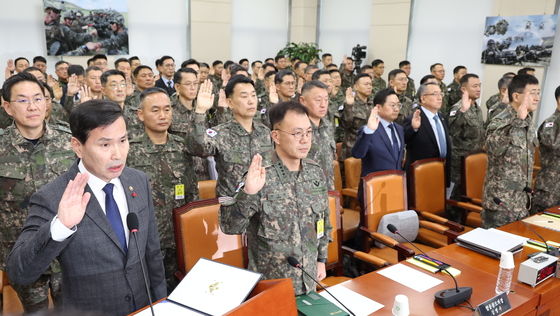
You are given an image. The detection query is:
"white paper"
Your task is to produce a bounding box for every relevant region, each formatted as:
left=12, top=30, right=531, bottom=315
left=168, top=258, right=262, bottom=316
left=134, top=300, right=202, bottom=316
left=377, top=263, right=443, bottom=292
left=319, top=282, right=384, bottom=316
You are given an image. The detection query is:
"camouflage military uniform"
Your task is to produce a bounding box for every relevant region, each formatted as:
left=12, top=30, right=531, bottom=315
left=447, top=101, right=485, bottom=222
left=342, top=97, right=373, bottom=159
left=0, top=107, right=13, bottom=129
left=220, top=153, right=331, bottom=295
left=256, top=94, right=274, bottom=129
left=308, top=118, right=336, bottom=190
left=123, top=99, right=143, bottom=140
left=0, top=123, right=75, bottom=312
left=396, top=93, right=414, bottom=125
left=445, top=81, right=462, bottom=116
left=186, top=114, right=273, bottom=198
left=340, top=69, right=354, bottom=91
left=485, top=93, right=501, bottom=116
left=486, top=101, right=508, bottom=130
left=404, top=77, right=416, bottom=100
left=209, top=74, right=223, bottom=94
left=482, top=107, right=535, bottom=228
left=209, top=106, right=234, bottom=127
left=99, top=28, right=129, bottom=55
left=372, top=77, right=387, bottom=97
left=254, top=78, right=267, bottom=97
left=49, top=100, right=69, bottom=123
left=532, top=110, right=560, bottom=213
left=439, top=81, right=449, bottom=117
left=45, top=21, right=93, bottom=55
left=169, top=95, right=211, bottom=181
left=128, top=133, right=199, bottom=290
left=329, top=89, right=345, bottom=142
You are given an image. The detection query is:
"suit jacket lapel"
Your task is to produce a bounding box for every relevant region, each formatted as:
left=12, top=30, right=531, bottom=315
left=421, top=109, right=439, bottom=150
left=396, top=125, right=405, bottom=167
left=376, top=127, right=396, bottom=160
left=119, top=168, right=147, bottom=266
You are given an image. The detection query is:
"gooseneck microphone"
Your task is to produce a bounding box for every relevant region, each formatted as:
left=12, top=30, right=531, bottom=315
left=387, top=224, right=472, bottom=308
left=287, top=257, right=356, bottom=316
left=127, top=213, right=155, bottom=316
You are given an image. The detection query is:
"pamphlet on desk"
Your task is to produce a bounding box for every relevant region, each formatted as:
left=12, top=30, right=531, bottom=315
left=456, top=228, right=527, bottom=258
left=136, top=258, right=262, bottom=315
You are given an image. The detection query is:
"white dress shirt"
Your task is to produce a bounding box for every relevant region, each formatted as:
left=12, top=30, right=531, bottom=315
left=51, top=161, right=130, bottom=245
left=420, top=106, right=445, bottom=153
left=362, top=118, right=400, bottom=148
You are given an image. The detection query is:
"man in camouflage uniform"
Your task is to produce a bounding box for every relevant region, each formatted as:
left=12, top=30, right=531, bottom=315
left=371, top=59, right=387, bottom=97
left=220, top=101, right=331, bottom=295
left=300, top=81, right=336, bottom=190
left=128, top=87, right=198, bottom=291
left=388, top=69, right=414, bottom=125
left=209, top=60, right=224, bottom=90
left=126, top=65, right=156, bottom=112
left=431, top=63, right=448, bottom=116
left=44, top=2, right=95, bottom=55
left=329, top=69, right=346, bottom=142
left=445, top=66, right=467, bottom=116
left=169, top=68, right=211, bottom=181
left=447, top=74, right=484, bottom=222
left=486, top=76, right=512, bottom=121
left=340, top=57, right=355, bottom=91
left=482, top=75, right=540, bottom=228
left=0, top=73, right=75, bottom=312
left=342, top=73, right=374, bottom=159
left=399, top=60, right=416, bottom=100
left=71, top=13, right=128, bottom=56
left=532, top=86, right=560, bottom=213
left=186, top=75, right=273, bottom=198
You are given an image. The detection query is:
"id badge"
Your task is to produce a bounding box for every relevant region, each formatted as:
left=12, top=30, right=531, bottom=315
left=316, top=219, right=325, bottom=239
left=175, top=184, right=185, bottom=200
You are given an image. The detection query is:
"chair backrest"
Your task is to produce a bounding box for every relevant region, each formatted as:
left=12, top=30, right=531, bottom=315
left=173, top=199, right=246, bottom=274
left=198, top=180, right=217, bottom=200
left=344, top=157, right=362, bottom=189
left=534, top=146, right=541, bottom=168
left=409, top=158, right=445, bottom=217
left=336, top=142, right=343, bottom=161
left=463, top=153, right=487, bottom=200
left=326, top=191, right=343, bottom=270
left=362, top=170, right=407, bottom=232
left=333, top=160, right=343, bottom=193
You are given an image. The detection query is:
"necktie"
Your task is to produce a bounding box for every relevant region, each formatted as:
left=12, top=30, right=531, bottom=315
left=167, top=80, right=173, bottom=90
left=389, top=123, right=400, bottom=160
left=433, top=115, right=447, bottom=158
left=102, top=183, right=127, bottom=253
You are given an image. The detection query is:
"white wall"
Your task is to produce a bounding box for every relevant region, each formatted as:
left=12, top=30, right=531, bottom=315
left=230, top=0, right=289, bottom=63
left=318, top=0, right=372, bottom=66
left=0, top=0, right=189, bottom=75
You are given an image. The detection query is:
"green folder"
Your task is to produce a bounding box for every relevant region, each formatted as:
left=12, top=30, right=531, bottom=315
left=296, top=292, right=350, bottom=316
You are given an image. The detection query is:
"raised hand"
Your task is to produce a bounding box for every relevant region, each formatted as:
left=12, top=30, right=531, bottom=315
left=221, top=69, right=230, bottom=86
left=517, top=92, right=530, bottom=120
left=125, top=74, right=134, bottom=96
left=459, top=89, right=471, bottom=112
left=195, top=79, right=215, bottom=113
left=297, top=77, right=304, bottom=95
left=366, top=107, right=380, bottom=131
left=217, top=88, right=228, bottom=108
left=345, top=87, right=355, bottom=105
left=78, top=86, right=96, bottom=103
left=57, top=173, right=91, bottom=229
left=269, top=82, right=279, bottom=104
left=411, top=109, right=421, bottom=129
left=47, top=75, right=63, bottom=100
left=244, top=154, right=266, bottom=195
left=257, top=67, right=265, bottom=80
left=66, top=74, right=80, bottom=96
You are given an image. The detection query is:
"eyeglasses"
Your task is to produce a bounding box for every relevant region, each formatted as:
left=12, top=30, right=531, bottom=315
left=10, top=97, right=45, bottom=106
left=275, top=128, right=313, bottom=141
left=177, top=81, right=199, bottom=88
left=424, top=92, right=444, bottom=97
left=387, top=103, right=402, bottom=109
left=108, top=83, right=126, bottom=90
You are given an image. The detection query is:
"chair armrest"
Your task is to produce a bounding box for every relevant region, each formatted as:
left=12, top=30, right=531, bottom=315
left=417, top=211, right=464, bottom=232
left=447, top=199, right=483, bottom=213
left=460, top=195, right=482, bottom=206
left=341, top=188, right=358, bottom=199
left=359, top=226, right=414, bottom=261
left=342, top=245, right=390, bottom=267
left=419, top=220, right=460, bottom=244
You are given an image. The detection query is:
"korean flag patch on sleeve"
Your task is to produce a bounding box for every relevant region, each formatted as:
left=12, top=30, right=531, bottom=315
left=545, top=122, right=554, bottom=128
left=206, top=128, right=218, bottom=137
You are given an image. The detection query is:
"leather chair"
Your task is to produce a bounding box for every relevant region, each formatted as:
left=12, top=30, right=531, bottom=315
left=342, top=158, right=361, bottom=200
left=533, top=146, right=541, bottom=188
left=460, top=153, right=487, bottom=227
left=1, top=270, right=24, bottom=314
left=198, top=180, right=217, bottom=200
left=409, top=158, right=467, bottom=248
left=333, top=161, right=359, bottom=242
left=173, top=199, right=247, bottom=279
left=359, top=170, right=460, bottom=264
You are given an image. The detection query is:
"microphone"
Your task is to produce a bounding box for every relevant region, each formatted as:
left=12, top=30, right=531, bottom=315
left=387, top=224, right=472, bottom=308
left=287, top=257, right=356, bottom=316
left=127, top=213, right=155, bottom=316
left=522, top=219, right=560, bottom=257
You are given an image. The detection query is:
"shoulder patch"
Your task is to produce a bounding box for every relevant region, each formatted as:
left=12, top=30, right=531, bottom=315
left=545, top=122, right=554, bottom=128
left=206, top=128, right=218, bottom=137
left=260, top=108, right=267, bottom=114
left=449, top=110, right=457, bottom=117
left=338, top=105, right=344, bottom=111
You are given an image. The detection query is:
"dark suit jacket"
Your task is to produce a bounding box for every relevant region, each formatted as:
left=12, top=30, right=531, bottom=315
left=403, top=107, right=452, bottom=182
left=155, top=78, right=175, bottom=96
left=7, top=161, right=166, bottom=316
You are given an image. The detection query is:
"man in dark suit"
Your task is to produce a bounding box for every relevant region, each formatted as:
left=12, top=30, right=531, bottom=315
left=154, top=55, right=176, bottom=96
left=352, top=88, right=406, bottom=208
left=8, top=100, right=166, bottom=316
left=403, top=82, right=452, bottom=183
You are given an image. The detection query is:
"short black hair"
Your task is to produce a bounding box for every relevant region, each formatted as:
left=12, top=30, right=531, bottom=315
left=239, top=58, right=249, bottom=65
left=518, top=67, right=535, bottom=75
left=173, top=67, right=198, bottom=84
left=453, top=65, right=466, bottom=75
left=301, top=80, right=328, bottom=95
left=354, top=73, right=371, bottom=83
left=251, top=60, right=262, bottom=68
left=328, top=69, right=340, bottom=76
left=373, top=88, right=397, bottom=106
left=264, top=63, right=278, bottom=72
left=160, top=55, right=174, bottom=65
left=264, top=70, right=277, bottom=79
left=502, top=72, right=516, bottom=78
left=22, top=66, right=43, bottom=74
left=100, top=69, right=125, bottom=86
left=2, top=72, right=45, bottom=101
left=181, top=58, right=200, bottom=69
left=40, top=81, right=54, bottom=99
left=264, top=58, right=274, bottom=63
left=508, top=74, right=539, bottom=101
left=274, top=70, right=295, bottom=84
left=304, top=65, right=319, bottom=74
left=360, top=65, right=373, bottom=73
left=275, top=55, right=286, bottom=63
left=70, top=100, right=124, bottom=144
left=326, top=63, right=337, bottom=69
left=200, top=62, right=209, bottom=68
left=420, top=74, right=436, bottom=85
left=459, top=73, right=479, bottom=87
left=398, top=60, right=410, bottom=68
left=68, top=64, right=85, bottom=77
left=14, top=57, right=29, bottom=66
left=87, top=57, right=94, bottom=66
left=371, top=59, right=384, bottom=67
left=128, top=56, right=140, bottom=63
left=555, top=85, right=560, bottom=101
left=269, top=101, right=309, bottom=129
left=33, top=56, right=47, bottom=64
left=132, top=65, right=152, bottom=78
left=155, top=58, right=162, bottom=67
left=114, top=58, right=130, bottom=69
left=311, top=69, right=330, bottom=81
left=430, top=63, right=443, bottom=72
left=91, top=54, right=107, bottom=62
left=55, top=60, right=68, bottom=68
left=224, top=60, right=235, bottom=71
left=85, top=66, right=102, bottom=76
left=388, top=69, right=406, bottom=81
left=212, top=60, right=223, bottom=67
left=498, top=76, right=511, bottom=90
left=321, top=53, right=332, bottom=59
left=230, top=64, right=249, bottom=77
left=224, top=75, right=254, bottom=98
left=139, top=87, right=168, bottom=108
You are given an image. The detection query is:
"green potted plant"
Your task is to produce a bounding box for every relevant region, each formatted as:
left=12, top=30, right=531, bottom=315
left=277, top=42, right=322, bottom=64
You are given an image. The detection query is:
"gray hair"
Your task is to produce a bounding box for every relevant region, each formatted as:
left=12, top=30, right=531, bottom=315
left=417, top=82, right=439, bottom=99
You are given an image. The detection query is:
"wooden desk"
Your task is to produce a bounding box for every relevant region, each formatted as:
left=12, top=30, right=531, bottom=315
left=338, top=253, right=538, bottom=315
left=433, top=220, right=560, bottom=316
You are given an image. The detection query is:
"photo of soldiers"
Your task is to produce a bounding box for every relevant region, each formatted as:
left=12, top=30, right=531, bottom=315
left=43, top=0, right=129, bottom=56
